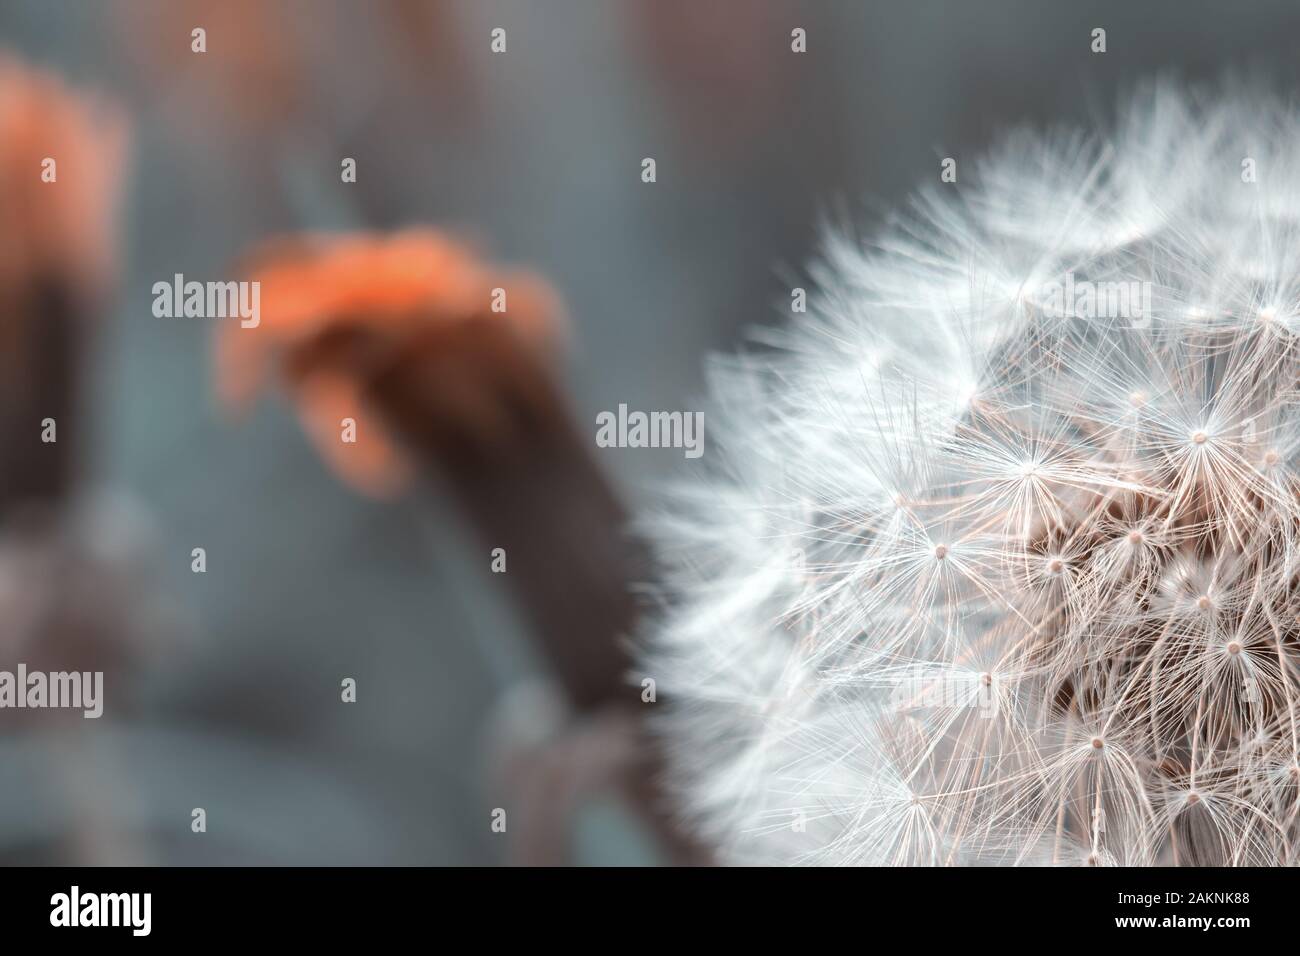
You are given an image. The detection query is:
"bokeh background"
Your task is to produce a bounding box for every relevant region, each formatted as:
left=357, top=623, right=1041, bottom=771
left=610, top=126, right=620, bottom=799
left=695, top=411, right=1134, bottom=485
left=2, top=0, right=1299, bottom=864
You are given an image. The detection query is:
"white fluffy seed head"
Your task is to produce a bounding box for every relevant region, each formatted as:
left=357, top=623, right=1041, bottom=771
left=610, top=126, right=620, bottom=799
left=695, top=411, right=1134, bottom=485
left=644, top=81, right=1300, bottom=866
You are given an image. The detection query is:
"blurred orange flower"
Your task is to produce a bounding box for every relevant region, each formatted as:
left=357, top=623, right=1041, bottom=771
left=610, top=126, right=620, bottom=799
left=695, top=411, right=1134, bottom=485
left=216, top=229, right=566, bottom=497
left=0, top=54, right=129, bottom=510
left=0, top=54, right=129, bottom=294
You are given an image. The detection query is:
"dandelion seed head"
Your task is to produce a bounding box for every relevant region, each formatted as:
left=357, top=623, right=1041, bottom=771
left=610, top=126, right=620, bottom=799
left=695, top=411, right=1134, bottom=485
left=646, top=80, right=1300, bottom=866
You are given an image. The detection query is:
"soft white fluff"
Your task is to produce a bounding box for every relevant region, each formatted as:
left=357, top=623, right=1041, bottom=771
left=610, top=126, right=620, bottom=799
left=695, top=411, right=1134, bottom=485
left=645, top=81, right=1300, bottom=866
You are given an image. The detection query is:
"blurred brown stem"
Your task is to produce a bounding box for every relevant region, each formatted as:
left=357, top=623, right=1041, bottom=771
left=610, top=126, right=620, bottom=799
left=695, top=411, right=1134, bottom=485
left=0, top=276, right=81, bottom=518
left=288, top=312, right=708, bottom=861
left=354, top=318, right=639, bottom=712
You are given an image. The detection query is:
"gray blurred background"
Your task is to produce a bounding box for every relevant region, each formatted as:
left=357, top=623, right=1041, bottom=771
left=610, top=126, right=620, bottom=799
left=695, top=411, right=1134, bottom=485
left=1, top=0, right=1299, bottom=864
